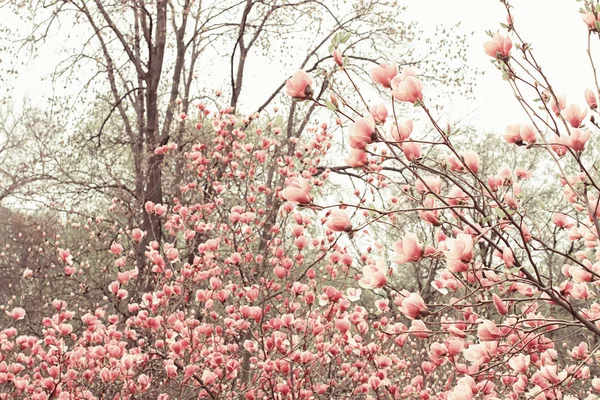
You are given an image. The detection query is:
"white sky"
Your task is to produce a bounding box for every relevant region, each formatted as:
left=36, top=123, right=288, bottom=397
left=405, top=0, right=591, bottom=131
left=0, top=0, right=593, bottom=133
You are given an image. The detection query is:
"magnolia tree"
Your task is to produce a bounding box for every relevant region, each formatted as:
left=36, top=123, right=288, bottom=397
left=5, top=1, right=600, bottom=399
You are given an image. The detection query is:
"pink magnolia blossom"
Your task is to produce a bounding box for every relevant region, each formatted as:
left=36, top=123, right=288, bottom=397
left=415, top=176, right=442, bottom=195
left=345, top=148, right=368, bottom=167
left=348, top=115, right=375, bottom=149
left=369, top=103, right=388, bottom=124
left=334, top=317, right=351, bottom=333
left=391, top=233, right=422, bottom=264
left=509, top=354, right=530, bottom=374
left=564, top=129, right=591, bottom=151
left=389, top=120, right=413, bottom=142
left=326, top=210, right=352, bottom=232
left=359, top=260, right=388, bottom=289
left=409, top=319, right=430, bottom=338
left=519, top=124, right=537, bottom=143
left=549, top=94, right=566, bottom=115
left=7, top=307, right=25, bottom=320
left=399, top=293, right=428, bottom=320
left=333, top=49, right=343, bottom=67
left=402, top=141, right=422, bottom=161
left=484, top=33, right=513, bottom=59
left=390, top=68, right=416, bottom=89
left=583, top=11, right=599, bottom=27
left=585, top=88, right=598, bottom=109
left=477, top=319, right=505, bottom=341
left=492, top=293, right=508, bottom=315
left=370, top=63, right=398, bottom=88
left=462, top=150, right=480, bottom=173
left=443, top=233, right=474, bottom=272
left=503, top=124, right=523, bottom=144
left=392, top=76, right=424, bottom=103
left=285, top=70, right=313, bottom=99
left=552, top=212, right=572, bottom=229
left=281, top=177, right=312, bottom=204
left=563, top=103, right=587, bottom=128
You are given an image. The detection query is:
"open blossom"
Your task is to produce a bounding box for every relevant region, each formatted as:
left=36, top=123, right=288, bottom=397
left=502, top=124, right=523, bottom=144
left=549, top=94, right=566, bottom=115
left=392, top=76, right=424, bottom=103
left=370, top=63, right=398, bottom=88
left=392, top=233, right=422, bottom=264
left=563, top=103, right=587, bottom=128
left=402, top=141, right=422, bottom=161
left=285, top=70, right=313, bottom=99
left=326, top=210, right=352, bottom=232
left=369, top=103, right=388, bottom=124
left=348, top=115, right=375, bottom=149
left=462, top=150, right=480, bottom=173
left=389, top=120, right=413, bottom=142
left=391, top=68, right=416, bottom=89
left=359, top=259, right=388, bottom=289
left=564, top=129, right=591, bottom=151
left=443, top=233, right=474, bottom=272
left=519, top=124, right=536, bottom=143
left=7, top=307, right=26, bottom=320
left=509, top=354, right=530, bottom=374
left=345, top=148, right=368, bottom=167
left=281, top=177, right=312, bottom=204
left=484, top=33, right=512, bottom=59
left=415, top=176, right=442, bottom=195
left=399, top=293, right=428, bottom=319
left=477, top=319, right=505, bottom=341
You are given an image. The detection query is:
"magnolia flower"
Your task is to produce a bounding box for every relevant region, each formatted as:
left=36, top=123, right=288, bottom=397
left=345, top=148, right=368, bottom=167
left=333, top=49, right=343, bottom=67
left=462, top=150, right=481, bottom=173
left=549, top=94, right=566, bottom=116
left=369, top=103, right=388, bottom=124
left=443, top=233, right=474, bottom=273
left=391, top=233, right=422, bottom=264
left=359, top=259, right=388, bottom=289
left=492, top=293, right=508, bottom=315
left=7, top=307, right=26, bottom=320
left=477, top=319, right=505, bottom=341
left=348, top=115, right=375, bottom=149
left=563, top=103, right=587, bottom=128
left=370, top=63, right=398, bottom=88
left=389, top=120, right=413, bottom=142
left=585, top=89, right=597, bottom=109
left=564, top=129, right=590, bottom=151
left=399, top=292, right=428, bottom=319
left=281, top=177, right=312, bottom=204
left=392, top=76, right=424, bottom=103
left=285, top=70, right=313, bottom=99
left=402, top=141, right=422, bottom=161
left=484, top=33, right=512, bottom=59
left=326, top=210, right=352, bottom=232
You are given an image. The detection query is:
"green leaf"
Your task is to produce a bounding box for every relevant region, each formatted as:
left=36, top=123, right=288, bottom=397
left=325, top=100, right=337, bottom=111
left=500, top=22, right=509, bottom=29
left=594, top=20, right=600, bottom=31
left=495, top=208, right=506, bottom=218
left=341, top=32, right=351, bottom=44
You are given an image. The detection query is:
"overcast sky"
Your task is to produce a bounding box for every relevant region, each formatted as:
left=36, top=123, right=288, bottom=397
left=405, top=0, right=590, bottom=131
left=0, top=0, right=593, bottom=133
